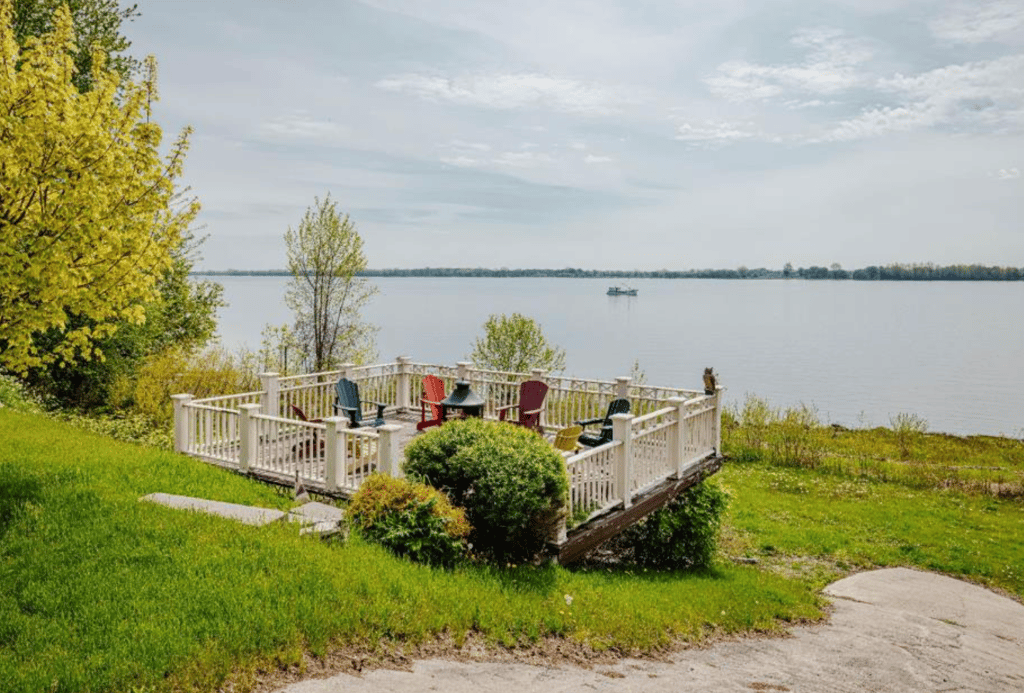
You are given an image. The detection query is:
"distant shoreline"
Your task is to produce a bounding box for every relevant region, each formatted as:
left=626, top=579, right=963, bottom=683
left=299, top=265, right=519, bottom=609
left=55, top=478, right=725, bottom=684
left=191, top=264, right=1024, bottom=281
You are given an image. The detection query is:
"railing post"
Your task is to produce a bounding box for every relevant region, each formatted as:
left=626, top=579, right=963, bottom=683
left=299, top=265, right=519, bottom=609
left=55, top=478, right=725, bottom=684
left=615, top=376, right=631, bottom=399
left=530, top=368, right=546, bottom=382
left=259, top=372, right=280, bottom=417
left=376, top=424, right=403, bottom=478
left=612, top=413, right=633, bottom=509
left=714, top=386, right=725, bottom=456
left=667, top=397, right=687, bottom=476
left=171, top=394, right=194, bottom=453
left=395, top=356, right=411, bottom=411
left=324, top=417, right=343, bottom=490
left=238, top=404, right=261, bottom=472
left=456, top=361, right=470, bottom=381
left=339, top=362, right=353, bottom=381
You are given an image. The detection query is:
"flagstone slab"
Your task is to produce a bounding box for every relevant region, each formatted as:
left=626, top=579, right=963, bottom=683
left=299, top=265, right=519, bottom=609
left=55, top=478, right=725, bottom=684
left=141, top=492, right=288, bottom=526
left=287, top=501, right=345, bottom=526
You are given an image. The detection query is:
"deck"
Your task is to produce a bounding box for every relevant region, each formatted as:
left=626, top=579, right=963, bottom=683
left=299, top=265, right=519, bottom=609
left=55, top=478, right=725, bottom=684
left=172, top=358, right=724, bottom=562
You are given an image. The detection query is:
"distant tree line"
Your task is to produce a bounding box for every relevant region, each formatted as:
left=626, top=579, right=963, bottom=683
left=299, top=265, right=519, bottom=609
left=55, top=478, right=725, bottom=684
left=194, top=263, right=1024, bottom=281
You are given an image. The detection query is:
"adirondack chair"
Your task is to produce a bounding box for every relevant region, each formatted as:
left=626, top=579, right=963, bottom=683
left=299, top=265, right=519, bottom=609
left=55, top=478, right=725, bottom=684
left=552, top=424, right=583, bottom=456
left=289, top=404, right=323, bottom=458
left=417, top=374, right=447, bottom=431
left=497, top=380, right=548, bottom=432
left=334, top=378, right=386, bottom=428
left=576, top=398, right=630, bottom=447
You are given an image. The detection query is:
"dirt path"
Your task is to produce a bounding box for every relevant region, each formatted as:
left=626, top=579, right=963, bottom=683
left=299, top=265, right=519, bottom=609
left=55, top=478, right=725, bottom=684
left=274, top=568, right=1024, bottom=692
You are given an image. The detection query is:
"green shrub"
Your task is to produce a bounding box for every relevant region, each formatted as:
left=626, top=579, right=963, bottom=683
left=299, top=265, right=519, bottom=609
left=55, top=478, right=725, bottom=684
left=0, top=374, right=42, bottom=413
left=119, top=345, right=259, bottom=426
left=347, top=474, right=471, bottom=567
left=619, top=480, right=729, bottom=570
left=769, top=404, right=824, bottom=468
left=403, top=418, right=569, bottom=562
left=890, top=412, right=928, bottom=460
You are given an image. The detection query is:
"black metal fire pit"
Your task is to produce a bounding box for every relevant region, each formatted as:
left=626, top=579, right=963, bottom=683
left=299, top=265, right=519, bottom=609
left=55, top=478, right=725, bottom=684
left=440, top=380, right=485, bottom=420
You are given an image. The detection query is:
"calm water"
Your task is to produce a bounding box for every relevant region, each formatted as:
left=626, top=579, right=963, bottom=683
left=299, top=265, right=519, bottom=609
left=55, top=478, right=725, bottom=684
left=210, top=276, right=1024, bottom=437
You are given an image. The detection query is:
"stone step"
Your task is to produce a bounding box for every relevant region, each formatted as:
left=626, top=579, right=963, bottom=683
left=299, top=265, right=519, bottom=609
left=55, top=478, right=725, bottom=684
left=141, top=493, right=344, bottom=536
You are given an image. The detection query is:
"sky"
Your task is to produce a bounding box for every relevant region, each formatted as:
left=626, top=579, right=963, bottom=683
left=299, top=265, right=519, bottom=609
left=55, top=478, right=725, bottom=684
left=126, top=0, right=1024, bottom=271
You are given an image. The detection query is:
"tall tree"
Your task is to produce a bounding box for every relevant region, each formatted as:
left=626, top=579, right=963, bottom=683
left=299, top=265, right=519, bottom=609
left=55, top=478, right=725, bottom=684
left=284, top=195, right=377, bottom=371
left=469, top=313, right=566, bottom=374
left=0, top=3, right=198, bottom=374
left=11, top=0, right=139, bottom=92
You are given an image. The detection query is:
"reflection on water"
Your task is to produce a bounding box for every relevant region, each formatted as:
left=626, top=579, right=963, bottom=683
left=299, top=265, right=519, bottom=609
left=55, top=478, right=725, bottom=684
left=209, top=276, right=1024, bottom=436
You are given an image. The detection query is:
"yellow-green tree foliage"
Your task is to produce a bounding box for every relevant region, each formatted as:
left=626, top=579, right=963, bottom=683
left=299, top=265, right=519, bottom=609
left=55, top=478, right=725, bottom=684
left=0, top=2, right=197, bottom=373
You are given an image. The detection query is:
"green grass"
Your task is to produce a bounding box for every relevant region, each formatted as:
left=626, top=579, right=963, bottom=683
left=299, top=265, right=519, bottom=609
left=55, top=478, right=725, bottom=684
left=5, top=400, right=1023, bottom=692
left=0, top=409, right=819, bottom=692
left=720, top=459, right=1024, bottom=600
left=724, top=396, right=1024, bottom=495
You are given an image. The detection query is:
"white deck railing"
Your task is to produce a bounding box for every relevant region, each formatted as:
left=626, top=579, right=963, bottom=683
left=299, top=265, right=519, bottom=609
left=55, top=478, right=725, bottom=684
left=172, top=358, right=722, bottom=506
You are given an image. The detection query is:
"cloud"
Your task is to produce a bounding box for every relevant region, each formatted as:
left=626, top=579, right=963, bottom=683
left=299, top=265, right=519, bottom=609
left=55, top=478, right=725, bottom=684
left=673, top=119, right=764, bottom=146
left=704, top=27, right=873, bottom=102
left=584, top=154, right=613, bottom=164
left=375, top=72, right=630, bottom=115
left=929, top=1, right=1024, bottom=44
left=448, top=139, right=492, bottom=152
left=259, top=111, right=348, bottom=140
left=492, top=151, right=555, bottom=167
left=995, top=167, right=1021, bottom=178
left=440, top=155, right=481, bottom=167
left=822, top=54, right=1024, bottom=141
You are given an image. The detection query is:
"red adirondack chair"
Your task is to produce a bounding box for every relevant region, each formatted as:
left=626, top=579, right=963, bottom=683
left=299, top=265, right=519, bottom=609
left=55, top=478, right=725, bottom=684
left=289, top=404, right=323, bottom=458
left=497, top=380, right=548, bottom=432
left=417, top=374, right=447, bottom=431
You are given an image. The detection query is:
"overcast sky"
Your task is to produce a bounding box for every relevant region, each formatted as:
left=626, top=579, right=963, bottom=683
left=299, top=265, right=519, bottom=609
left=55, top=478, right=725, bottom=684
left=127, top=0, right=1024, bottom=271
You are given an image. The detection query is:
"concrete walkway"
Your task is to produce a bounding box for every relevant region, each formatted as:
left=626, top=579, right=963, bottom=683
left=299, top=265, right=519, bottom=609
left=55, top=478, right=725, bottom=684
left=276, top=568, right=1024, bottom=692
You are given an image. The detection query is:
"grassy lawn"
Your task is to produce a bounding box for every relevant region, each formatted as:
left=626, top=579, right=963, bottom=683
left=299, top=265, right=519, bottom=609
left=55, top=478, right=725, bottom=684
left=0, top=409, right=818, bottom=693
left=721, top=461, right=1024, bottom=598
left=3, top=405, right=1022, bottom=692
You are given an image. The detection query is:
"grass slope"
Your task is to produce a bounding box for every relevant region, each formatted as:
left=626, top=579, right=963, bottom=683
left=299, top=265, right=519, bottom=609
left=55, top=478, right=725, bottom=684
left=722, top=460, right=1024, bottom=599
left=0, top=410, right=817, bottom=693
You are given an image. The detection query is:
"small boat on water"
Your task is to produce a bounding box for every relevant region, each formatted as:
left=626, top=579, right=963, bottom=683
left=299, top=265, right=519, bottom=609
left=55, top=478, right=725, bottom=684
left=606, top=286, right=638, bottom=296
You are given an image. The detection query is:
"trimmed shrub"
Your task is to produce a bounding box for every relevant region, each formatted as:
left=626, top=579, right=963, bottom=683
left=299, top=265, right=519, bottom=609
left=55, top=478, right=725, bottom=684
left=403, top=418, right=569, bottom=562
left=619, top=480, right=729, bottom=570
left=347, top=474, right=470, bottom=567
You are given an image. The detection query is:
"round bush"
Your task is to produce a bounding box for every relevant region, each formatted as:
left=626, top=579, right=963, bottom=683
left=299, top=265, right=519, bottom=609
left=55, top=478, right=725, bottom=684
left=347, top=473, right=470, bottom=567
left=403, top=418, right=569, bottom=562
left=620, top=480, right=729, bottom=570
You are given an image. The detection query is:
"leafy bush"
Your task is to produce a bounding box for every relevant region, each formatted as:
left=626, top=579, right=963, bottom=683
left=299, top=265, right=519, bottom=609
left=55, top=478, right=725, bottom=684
left=403, top=418, right=569, bottom=562
left=890, top=412, right=928, bottom=460
left=619, top=480, right=729, bottom=570
left=52, top=411, right=174, bottom=449
left=347, top=474, right=470, bottom=567
left=0, top=374, right=43, bottom=413
left=769, top=404, right=824, bottom=468
left=119, top=344, right=260, bottom=426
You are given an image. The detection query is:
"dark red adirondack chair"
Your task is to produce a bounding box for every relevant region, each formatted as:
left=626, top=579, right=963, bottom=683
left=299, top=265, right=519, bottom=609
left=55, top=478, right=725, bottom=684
left=289, top=404, right=323, bottom=458
left=417, top=374, right=447, bottom=431
left=497, top=380, right=549, bottom=432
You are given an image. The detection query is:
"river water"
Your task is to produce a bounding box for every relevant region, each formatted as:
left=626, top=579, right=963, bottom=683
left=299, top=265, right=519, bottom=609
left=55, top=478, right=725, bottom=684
left=208, top=276, right=1023, bottom=437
